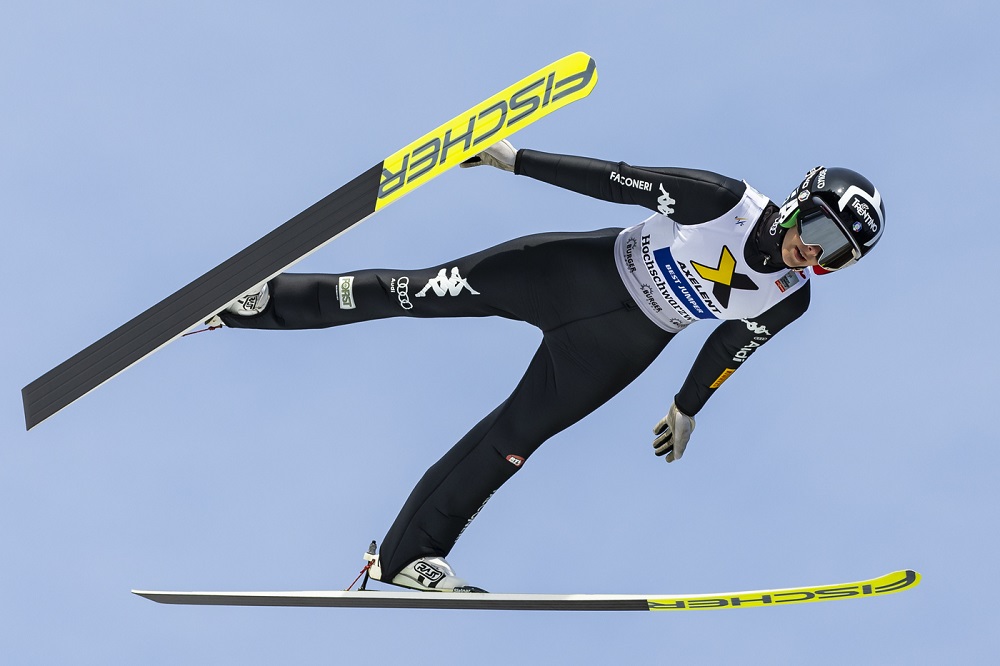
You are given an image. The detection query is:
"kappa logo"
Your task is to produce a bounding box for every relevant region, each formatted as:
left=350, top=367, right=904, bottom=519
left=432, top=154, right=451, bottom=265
left=690, top=246, right=759, bottom=308
left=740, top=318, right=771, bottom=337
left=416, top=267, right=480, bottom=297
left=657, top=184, right=676, bottom=216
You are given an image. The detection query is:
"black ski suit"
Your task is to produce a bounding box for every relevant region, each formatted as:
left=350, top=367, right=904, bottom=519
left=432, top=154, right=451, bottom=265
left=221, top=149, right=810, bottom=580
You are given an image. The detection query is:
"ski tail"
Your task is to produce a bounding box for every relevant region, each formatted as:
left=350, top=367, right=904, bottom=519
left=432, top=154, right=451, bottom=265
left=22, top=52, right=597, bottom=430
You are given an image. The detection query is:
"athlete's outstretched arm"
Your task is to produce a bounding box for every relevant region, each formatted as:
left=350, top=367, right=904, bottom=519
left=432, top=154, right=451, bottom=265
left=514, top=148, right=747, bottom=225
left=673, top=282, right=811, bottom=418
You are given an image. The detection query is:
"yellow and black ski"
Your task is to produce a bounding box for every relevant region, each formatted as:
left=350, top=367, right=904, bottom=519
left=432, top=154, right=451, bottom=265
left=133, top=569, right=920, bottom=611
left=22, top=52, right=598, bottom=430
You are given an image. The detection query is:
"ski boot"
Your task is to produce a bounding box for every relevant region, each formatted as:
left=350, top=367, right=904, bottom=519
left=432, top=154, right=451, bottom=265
left=367, top=550, right=487, bottom=593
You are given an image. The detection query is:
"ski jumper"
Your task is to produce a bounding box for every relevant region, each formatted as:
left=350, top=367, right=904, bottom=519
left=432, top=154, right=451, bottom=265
left=220, top=149, right=811, bottom=579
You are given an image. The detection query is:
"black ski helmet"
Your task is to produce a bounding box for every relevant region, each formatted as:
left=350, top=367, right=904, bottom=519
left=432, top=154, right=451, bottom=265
left=777, top=166, right=886, bottom=272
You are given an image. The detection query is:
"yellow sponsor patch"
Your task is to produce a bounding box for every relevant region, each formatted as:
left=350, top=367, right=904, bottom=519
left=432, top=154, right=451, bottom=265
left=375, top=52, right=598, bottom=210
left=709, top=368, right=736, bottom=389
left=692, top=246, right=738, bottom=287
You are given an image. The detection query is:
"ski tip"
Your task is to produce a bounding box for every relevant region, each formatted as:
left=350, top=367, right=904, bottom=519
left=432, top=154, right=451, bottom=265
left=645, top=568, right=921, bottom=612
left=893, top=568, right=922, bottom=589
left=565, top=51, right=596, bottom=66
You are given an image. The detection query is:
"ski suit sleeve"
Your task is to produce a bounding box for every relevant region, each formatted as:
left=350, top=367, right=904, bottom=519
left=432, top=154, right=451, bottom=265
left=514, top=149, right=747, bottom=225
left=673, top=282, right=811, bottom=416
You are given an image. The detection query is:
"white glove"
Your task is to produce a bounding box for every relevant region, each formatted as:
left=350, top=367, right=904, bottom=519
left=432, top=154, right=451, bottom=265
left=460, top=139, right=516, bottom=172
left=652, top=403, right=696, bottom=463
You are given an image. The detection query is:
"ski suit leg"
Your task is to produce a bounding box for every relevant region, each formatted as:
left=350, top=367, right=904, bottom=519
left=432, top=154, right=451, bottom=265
left=218, top=236, right=537, bottom=331
left=377, top=308, right=671, bottom=578
left=374, top=232, right=675, bottom=579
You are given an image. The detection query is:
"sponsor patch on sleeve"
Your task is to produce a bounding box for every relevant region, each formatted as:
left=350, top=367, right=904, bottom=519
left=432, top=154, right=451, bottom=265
left=338, top=276, right=356, bottom=309
left=709, top=368, right=736, bottom=389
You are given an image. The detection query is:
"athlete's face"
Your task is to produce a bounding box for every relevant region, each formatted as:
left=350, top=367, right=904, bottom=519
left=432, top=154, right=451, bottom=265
left=781, top=226, right=822, bottom=268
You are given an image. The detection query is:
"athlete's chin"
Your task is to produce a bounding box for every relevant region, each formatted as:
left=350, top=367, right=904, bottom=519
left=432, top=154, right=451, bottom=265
left=781, top=252, right=806, bottom=269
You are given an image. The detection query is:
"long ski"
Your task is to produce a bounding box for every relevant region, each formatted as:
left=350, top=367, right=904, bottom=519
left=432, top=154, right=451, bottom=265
left=22, top=52, right=598, bottom=430
left=133, top=569, right=919, bottom=611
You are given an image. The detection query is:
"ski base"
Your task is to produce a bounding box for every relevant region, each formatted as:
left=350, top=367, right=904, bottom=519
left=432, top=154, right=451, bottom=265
left=133, top=569, right=919, bottom=611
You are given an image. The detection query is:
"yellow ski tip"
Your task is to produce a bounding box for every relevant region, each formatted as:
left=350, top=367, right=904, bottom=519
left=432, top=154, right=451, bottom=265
left=375, top=52, right=598, bottom=210
left=647, top=569, right=921, bottom=611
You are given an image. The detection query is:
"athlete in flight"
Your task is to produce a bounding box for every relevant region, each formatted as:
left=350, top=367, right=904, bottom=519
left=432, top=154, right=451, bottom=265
left=218, top=140, right=885, bottom=592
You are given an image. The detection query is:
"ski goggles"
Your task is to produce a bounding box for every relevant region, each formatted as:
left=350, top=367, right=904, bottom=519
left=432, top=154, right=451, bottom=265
left=798, top=197, right=863, bottom=271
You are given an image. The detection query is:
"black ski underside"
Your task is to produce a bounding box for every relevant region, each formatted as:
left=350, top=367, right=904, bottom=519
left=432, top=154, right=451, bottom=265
left=22, top=164, right=382, bottom=429
left=133, top=590, right=652, bottom=611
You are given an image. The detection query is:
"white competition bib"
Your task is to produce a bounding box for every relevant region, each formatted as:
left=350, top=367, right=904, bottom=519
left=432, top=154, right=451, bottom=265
left=614, top=184, right=808, bottom=332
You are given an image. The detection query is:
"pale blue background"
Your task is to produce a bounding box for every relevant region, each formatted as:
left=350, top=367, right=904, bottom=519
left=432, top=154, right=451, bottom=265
left=3, top=1, right=997, bottom=663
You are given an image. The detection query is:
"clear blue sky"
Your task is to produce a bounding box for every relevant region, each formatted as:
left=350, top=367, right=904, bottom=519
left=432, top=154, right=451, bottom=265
left=3, top=1, right=997, bottom=663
